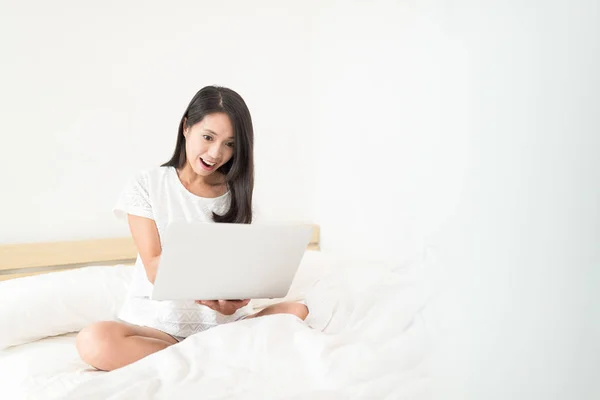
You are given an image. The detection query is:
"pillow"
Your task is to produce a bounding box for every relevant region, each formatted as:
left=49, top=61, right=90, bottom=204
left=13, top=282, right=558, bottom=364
left=0, top=265, right=133, bottom=350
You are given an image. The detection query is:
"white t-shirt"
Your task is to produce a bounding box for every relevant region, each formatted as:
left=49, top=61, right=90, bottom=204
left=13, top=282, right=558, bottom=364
left=113, top=166, right=252, bottom=337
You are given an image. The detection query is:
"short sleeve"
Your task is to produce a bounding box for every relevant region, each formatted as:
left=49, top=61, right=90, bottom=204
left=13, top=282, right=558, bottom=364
left=113, top=170, right=154, bottom=221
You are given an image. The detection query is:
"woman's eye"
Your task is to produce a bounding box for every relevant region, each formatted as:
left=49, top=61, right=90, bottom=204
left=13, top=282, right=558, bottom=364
left=226, top=142, right=234, bottom=148
left=203, top=135, right=212, bottom=141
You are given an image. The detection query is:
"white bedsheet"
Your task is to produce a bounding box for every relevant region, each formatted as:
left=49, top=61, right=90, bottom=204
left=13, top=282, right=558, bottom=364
left=0, top=333, right=100, bottom=399
left=0, top=263, right=434, bottom=400
left=60, top=265, right=433, bottom=399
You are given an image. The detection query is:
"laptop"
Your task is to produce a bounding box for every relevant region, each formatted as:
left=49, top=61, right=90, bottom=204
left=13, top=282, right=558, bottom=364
left=151, top=222, right=313, bottom=301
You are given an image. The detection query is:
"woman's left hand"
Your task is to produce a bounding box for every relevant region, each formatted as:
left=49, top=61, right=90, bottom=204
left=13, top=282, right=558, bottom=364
left=195, top=299, right=250, bottom=315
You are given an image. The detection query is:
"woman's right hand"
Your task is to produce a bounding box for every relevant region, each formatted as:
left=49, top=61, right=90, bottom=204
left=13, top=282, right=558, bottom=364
left=195, top=299, right=250, bottom=315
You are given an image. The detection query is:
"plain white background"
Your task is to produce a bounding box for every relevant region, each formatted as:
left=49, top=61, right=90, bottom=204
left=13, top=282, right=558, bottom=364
left=1, top=1, right=598, bottom=398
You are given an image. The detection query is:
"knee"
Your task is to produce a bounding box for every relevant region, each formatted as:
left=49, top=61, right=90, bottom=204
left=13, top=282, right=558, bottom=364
left=76, top=321, right=124, bottom=371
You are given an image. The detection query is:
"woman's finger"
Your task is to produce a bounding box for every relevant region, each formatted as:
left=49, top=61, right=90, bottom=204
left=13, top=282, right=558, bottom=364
left=197, top=299, right=249, bottom=313
left=197, top=300, right=218, bottom=309
left=223, top=299, right=250, bottom=304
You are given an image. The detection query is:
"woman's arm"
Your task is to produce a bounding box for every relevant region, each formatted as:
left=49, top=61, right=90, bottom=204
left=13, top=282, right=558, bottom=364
left=127, top=214, right=162, bottom=284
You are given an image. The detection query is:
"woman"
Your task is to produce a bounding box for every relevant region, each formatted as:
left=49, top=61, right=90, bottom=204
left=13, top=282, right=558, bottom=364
left=76, top=86, right=309, bottom=371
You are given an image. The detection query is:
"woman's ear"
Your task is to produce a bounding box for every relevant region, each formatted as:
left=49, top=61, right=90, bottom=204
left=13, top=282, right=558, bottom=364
left=183, top=117, right=189, bottom=138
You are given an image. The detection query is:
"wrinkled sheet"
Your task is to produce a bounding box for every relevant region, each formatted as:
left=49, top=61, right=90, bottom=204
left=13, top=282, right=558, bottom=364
left=52, top=265, right=434, bottom=399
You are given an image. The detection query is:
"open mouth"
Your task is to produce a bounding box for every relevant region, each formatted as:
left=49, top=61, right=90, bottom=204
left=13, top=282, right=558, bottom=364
left=200, top=157, right=217, bottom=170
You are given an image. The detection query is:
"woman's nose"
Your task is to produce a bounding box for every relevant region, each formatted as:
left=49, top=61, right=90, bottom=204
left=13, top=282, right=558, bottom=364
left=208, top=144, right=221, bottom=160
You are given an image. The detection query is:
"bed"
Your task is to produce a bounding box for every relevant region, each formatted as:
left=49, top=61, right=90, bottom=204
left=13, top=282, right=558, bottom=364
left=0, top=225, right=434, bottom=400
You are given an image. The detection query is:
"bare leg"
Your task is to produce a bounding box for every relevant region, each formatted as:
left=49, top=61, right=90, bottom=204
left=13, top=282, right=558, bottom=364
left=76, top=321, right=178, bottom=372
left=245, top=301, right=309, bottom=320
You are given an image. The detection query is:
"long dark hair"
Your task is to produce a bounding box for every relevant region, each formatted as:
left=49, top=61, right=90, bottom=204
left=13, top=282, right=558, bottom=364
left=162, top=86, right=254, bottom=224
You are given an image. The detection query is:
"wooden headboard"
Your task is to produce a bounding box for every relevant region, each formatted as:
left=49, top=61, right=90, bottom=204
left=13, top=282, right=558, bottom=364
left=0, top=224, right=320, bottom=281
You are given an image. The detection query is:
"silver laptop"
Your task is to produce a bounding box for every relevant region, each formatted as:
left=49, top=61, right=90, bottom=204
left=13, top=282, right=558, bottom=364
left=151, top=222, right=313, bottom=301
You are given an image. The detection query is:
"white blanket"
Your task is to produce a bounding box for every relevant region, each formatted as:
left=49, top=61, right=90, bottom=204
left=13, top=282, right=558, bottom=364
left=55, top=265, right=433, bottom=399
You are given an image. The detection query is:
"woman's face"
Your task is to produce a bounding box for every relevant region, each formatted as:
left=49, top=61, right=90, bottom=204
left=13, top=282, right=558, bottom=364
left=183, top=112, right=235, bottom=177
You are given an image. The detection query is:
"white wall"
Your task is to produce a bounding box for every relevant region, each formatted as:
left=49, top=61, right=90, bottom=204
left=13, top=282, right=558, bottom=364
left=312, top=0, right=472, bottom=261
left=312, top=1, right=599, bottom=399
left=0, top=0, right=315, bottom=244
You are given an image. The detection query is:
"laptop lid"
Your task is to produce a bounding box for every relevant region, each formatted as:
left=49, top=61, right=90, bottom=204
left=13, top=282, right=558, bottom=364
left=151, top=222, right=313, bottom=301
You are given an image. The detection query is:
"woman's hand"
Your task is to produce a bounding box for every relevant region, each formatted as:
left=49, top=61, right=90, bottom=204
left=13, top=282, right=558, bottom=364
left=195, top=299, right=250, bottom=315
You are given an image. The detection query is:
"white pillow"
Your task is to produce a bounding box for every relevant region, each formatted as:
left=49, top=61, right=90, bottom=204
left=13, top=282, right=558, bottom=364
left=0, top=265, right=133, bottom=350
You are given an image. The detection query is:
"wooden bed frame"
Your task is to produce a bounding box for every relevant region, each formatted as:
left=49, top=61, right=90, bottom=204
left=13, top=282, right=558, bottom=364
left=0, top=225, right=320, bottom=282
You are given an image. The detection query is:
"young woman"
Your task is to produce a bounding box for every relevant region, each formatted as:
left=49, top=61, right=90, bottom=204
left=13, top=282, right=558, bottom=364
left=76, top=86, right=309, bottom=371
